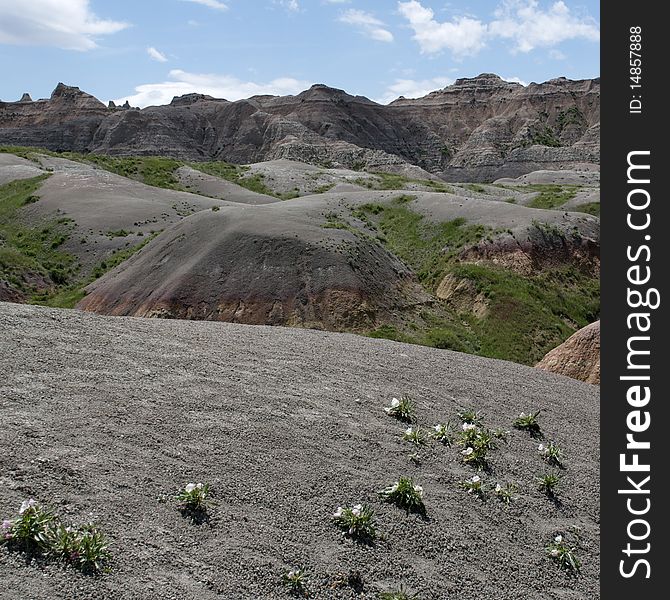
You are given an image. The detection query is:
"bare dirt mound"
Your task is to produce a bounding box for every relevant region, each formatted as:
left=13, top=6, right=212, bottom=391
left=76, top=205, right=428, bottom=330
left=536, top=320, right=600, bottom=384
left=0, top=153, right=45, bottom=185
left=0, top=303, right=599, bottom=599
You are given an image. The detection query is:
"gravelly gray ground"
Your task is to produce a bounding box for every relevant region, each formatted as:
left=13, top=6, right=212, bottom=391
left=0, top=303, right=599, bottom=599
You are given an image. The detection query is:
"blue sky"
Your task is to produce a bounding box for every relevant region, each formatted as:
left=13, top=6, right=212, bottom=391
left=0, top=0, right=599, bottom=107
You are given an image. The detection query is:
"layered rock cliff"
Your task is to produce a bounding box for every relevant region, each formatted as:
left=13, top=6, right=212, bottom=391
left=0, top=74, right=599, bottom=181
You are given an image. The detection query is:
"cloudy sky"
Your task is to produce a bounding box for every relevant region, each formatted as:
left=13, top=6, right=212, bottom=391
left=0, top=0, right=599, bottom=107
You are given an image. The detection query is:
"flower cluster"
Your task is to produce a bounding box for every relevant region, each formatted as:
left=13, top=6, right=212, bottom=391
left=461, top=475, right=486, bottom=499
left=538, top=442, right=563, bottom=467
left=431, top=422, right=453, bottom=445
left=402, top=426, right=427, bottom=447
left=493, top=482, right=518, bottom=505
left=457, top=421, right=496, bottom=470
left=1, top=499, right=109, bottom=573
left=546, top=534, right=581, bottom=573
left=384, top=396, right=414, bottom=422
left=380, top=477, right=425, bottom=514
left=281, top=566, right=309, bottom=595
left=513, top=410, right=543, bottom=437
left=176, top=482, right=210, bottom=511
left=332, top=504, right=376, bottom=541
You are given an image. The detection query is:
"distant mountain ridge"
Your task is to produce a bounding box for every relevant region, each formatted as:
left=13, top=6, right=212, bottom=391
left=0, top=73, right=599, bottom=181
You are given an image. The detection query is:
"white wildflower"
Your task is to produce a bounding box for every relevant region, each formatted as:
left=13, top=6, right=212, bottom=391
left=333, top=507, right=344, bottom=518
left=538, top=444, right=545, bottom=452
left=19, top=499, right=36, bottom=514
left=471, top=475, right=480, bottom=483
left=405, top=427, right=413, bottom=435
left=413, top=485, right=423, bottom=496
left=462, top=447, right=474, bottom=456
left=352, top=504, right=363, bottom=517
left=554, top=534, right=563, bottom=543
left=185, top=483, right=197, bottom=493
left=462, top=422, right=476, bottom=431
left=495, top=483, right=502, bottom=493
left=550, top=548, right=560, bottom=557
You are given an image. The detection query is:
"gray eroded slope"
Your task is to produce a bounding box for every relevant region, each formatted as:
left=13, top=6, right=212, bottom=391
left=0, top=303, right=599, bottom=599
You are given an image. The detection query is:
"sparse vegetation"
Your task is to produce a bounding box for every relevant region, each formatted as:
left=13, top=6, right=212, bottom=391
left=380, top=477, right=425, bottom=514
left=547, top=534, right=581, bottom=573
left=402, top=426, right=428, bottom=446
left=332, top=504, right=376, bottom=541
left=513, top=410, right=543, bottom=437
left=574, top=202, right=600, bottom=216
left=461, top=475, right=487, bottom=500
left=494, top=482, right=518, bottom=505
left=176, top=482, right=210, bottom=512
left=281, top=567, right=309, bottom=596
left=431, top=422, right=453, bottom=445
left=1, top=499, right=110, bottom=573
left=538, top=441, right=564, bottom=467
left=538, top=472, right=562, bottom=497
left=384, top=396, right=414, bottom=422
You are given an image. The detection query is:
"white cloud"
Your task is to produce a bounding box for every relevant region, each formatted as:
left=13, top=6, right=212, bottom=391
left=397, top=1, right=487, bottom=57
left=397, top=0, right=599, bottom=58
left=489, top=0, right=599, bottom=52
left=147, top=47, right=168, bottom=62
left=273, top=0, right=300, bottom=12
left=549, top=48, right=566, bottom=60
left=376, top=76, right=453, bottom=105
left=0, top=0, right=128, bottom=51
left=501, top=75, right=528, bottom=86
left=179, top=0, right=228, bottom=11
left=339, top=9, right=394, bottom=43
left=114, top=69, right=311, bottom=108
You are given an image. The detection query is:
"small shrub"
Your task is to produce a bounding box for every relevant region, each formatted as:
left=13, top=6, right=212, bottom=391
left=547, top=534, right=581, bottom=573
left=1, top=499, right=54, bottom=551
left=461, top=475, right=487, bottom=500
left=538, top=442, right=564, bottom=467
left=380, top=477, right=425, bottom=514
left=458, top=409, right=483, bottom=426
left=332, top=504, right=376, bottom=541
left=2, top=499, right=110, bottom=573
left=384, top=396, right=414, bottom=422
left=176, top=482, right=210, bottom=511
left=282, top=567, right=309, bottom=596
left=457, top=423, right=496, bottom=470
left=494, top=482, right=518, bottom=505
left=402, top=426, right=427, bottom=446
left=431, top=422, right=453, bottom=445
left=211, top=205, right=220, bottom=212
left=538, top=472, right=562, bottom=497
left=513, top=410, right=542, bottom=437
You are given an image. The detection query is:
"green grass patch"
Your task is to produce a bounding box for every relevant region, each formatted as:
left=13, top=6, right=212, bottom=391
left=354, top=196, right=488, bottom=290
left=574, top=202, right=600, bottom=216
left=523, top=185, right=581, bottom=210
left=354, top=172, right=452, bottom=193
left=446, top=263, right=599, bottom=364
left=81, top=155, right=185, bottom=190
left=191, top=161, right=278, bottom=196
left=0, top=175, right=79, bottom=297
left=33, top=233, right=160, bottom=308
